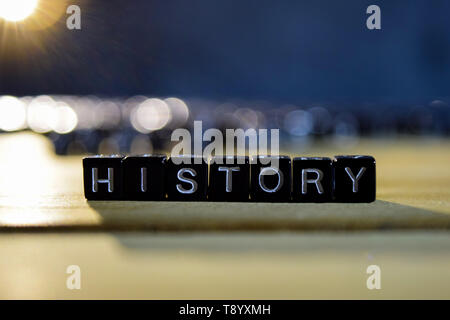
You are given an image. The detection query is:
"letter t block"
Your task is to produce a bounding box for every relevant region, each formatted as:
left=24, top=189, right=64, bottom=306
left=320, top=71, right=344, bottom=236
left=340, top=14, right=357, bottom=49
left=83, top=155, right=124, bottom=200
left=209, top=156, right=250, bottom=201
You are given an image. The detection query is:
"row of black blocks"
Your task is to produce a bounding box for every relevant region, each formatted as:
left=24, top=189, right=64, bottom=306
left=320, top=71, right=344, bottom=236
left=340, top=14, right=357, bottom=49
left=83, top=155, right=376, bottom=202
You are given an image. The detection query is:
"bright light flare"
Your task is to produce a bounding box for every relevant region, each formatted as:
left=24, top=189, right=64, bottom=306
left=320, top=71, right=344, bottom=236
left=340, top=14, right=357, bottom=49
left=0, top=0, right=38, bottom=22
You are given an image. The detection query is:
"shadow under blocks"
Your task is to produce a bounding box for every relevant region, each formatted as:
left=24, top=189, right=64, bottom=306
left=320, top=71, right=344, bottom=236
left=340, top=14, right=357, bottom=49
left=83, top=155, right=376, bottom=202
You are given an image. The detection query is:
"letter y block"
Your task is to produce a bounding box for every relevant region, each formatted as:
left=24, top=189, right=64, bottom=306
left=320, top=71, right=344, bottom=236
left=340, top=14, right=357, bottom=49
left=333, top=155, right=376, bottom=202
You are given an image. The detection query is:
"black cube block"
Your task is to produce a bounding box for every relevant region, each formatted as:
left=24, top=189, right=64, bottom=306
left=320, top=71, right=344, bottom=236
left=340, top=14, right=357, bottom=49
left=209, top=156, right=250, bottom=201
left=333, top=155, right=376, bottom=203
left=166, top=155, right=208, bottom=201
left=250, top=155, right=291, bottom=202
left=123, top=155, right=167, bottom=200
left=83, top=155, right=124, bottom=200
left=292, top=157, right=333, bottom=202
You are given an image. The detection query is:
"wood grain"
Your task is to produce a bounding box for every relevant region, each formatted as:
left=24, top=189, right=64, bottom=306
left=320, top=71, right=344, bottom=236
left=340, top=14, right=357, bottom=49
left=0, top=133, right=450, bottom=299
left=0, top=133, right=449, bottom=230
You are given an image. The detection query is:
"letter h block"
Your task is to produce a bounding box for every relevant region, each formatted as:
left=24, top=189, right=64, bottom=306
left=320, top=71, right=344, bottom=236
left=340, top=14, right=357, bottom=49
left=292, top=157, right=333, bottom=202
left=83, top=155, right=124, bottom=200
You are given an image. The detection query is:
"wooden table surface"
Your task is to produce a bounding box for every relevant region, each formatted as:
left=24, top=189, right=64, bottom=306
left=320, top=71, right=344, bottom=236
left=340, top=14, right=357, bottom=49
left=0, top=133, right=449, bottom=299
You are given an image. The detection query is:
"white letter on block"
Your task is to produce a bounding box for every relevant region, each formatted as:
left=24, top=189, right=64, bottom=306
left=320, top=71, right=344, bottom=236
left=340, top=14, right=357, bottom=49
left=92, top=168, right=114, bottom=192
left=176, top=168, right=198, bottom=194
left=259, top=167, right=283, bottom=193
left=301, top=168, right=324, bottom=194
left=218, top=167, right=240, bottom=192
left=345, top=167, right=366, bottom=192
left=140, top=167, right=147, bottom=192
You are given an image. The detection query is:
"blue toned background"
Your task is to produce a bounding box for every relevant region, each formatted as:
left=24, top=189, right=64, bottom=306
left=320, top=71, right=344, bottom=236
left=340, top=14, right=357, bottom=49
left=1, top=0, right=449, bottom=103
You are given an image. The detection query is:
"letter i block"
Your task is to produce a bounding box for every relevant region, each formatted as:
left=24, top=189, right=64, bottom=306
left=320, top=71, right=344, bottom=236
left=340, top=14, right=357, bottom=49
left=83, top=155, right=124, bottom=200
left=333, top=155, right=376, bottom=202
left=209, top=156, right=250, bottom=201
left=166, top=156, right=208, bottom=201
left=122, top=155, right=167, bottom=200
left=292, top=157, right=333, bottom=202
left=250, top=155, right=291, bottom=202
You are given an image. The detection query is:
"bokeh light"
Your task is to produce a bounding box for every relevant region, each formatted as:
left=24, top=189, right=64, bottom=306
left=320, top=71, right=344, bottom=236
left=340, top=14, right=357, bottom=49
left=27, top=95, right=55, bottom=133
left=164, top=97, right=189, bottom=128
left=49, top=102, right=78, bottom=134
left=130, top=98, right=171, bottom=133
left=284, top=109, right=313, bottom=137
left=0, top=96, right=27, bottom=131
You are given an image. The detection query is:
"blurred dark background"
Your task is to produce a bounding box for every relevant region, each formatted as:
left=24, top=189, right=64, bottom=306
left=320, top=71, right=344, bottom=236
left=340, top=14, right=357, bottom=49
left=0, top=0, right=449, bottom=155
left=1, top=0, right=450, bottom=103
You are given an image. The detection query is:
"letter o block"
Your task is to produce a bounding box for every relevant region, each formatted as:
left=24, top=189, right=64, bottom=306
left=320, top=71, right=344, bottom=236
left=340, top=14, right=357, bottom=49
left=293, top=157, right=333, bottom=202
left=250, top=155, right=291, bottom=202
left=166, top=156, right=208, bottom=201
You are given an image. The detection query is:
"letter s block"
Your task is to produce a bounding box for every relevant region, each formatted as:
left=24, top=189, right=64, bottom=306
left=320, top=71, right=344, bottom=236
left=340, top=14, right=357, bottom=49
left=83, top=155, right=124, bottom=200
left=293, top=157, right=333, bottom=202
left=333, top=155, right=376, bottom=203
left=166, top=155, right=208, bottom=201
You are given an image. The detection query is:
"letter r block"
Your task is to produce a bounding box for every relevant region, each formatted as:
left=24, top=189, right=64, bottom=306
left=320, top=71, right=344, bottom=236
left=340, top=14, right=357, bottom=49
left=166, top=155, right=208, bottom=201
left=83, top=155, right=124, bottom=200
left=292, top=157, right=333, bottom=202
left=333, top=155, right=376, bottom=202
